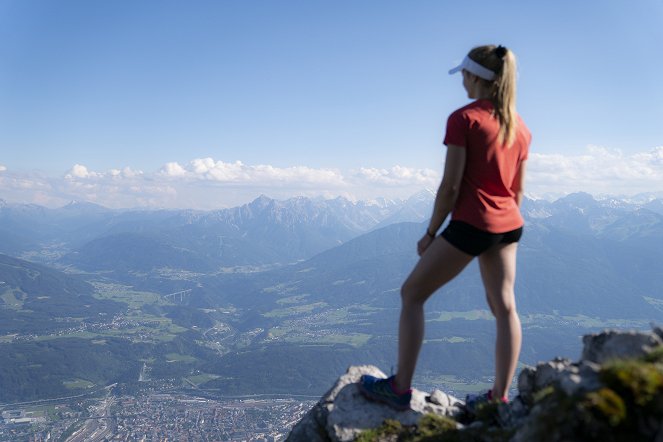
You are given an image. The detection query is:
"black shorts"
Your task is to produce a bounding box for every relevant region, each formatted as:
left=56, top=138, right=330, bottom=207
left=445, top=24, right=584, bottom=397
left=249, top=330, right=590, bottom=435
left=440, top=220, right=523, bottom=256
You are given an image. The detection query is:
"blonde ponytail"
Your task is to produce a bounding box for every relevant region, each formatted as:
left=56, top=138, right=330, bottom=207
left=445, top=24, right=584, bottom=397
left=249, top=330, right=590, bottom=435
left=467, top=45, right=518, bottom=146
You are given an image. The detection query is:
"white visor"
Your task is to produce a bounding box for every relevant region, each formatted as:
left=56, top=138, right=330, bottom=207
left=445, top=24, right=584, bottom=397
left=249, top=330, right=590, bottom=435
left=448, top=56, right=496, bottom=81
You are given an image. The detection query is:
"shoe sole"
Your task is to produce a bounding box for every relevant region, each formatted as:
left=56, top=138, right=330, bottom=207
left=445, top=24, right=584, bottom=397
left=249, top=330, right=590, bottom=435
left=358, top=381, right=411, bottom=411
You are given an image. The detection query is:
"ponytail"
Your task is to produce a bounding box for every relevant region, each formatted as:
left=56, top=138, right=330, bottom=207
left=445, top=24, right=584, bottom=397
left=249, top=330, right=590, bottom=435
left=467, top=45, right=518, bottom=146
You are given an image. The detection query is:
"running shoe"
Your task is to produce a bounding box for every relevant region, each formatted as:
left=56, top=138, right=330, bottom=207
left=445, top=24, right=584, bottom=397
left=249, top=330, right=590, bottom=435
left=465, top=390, right=507, bottom=414
left=358, top=374, right=412, bottom=411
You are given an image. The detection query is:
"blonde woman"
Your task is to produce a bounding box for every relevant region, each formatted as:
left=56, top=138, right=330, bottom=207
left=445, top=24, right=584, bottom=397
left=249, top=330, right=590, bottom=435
left=360, top=45, right=531, bottom=411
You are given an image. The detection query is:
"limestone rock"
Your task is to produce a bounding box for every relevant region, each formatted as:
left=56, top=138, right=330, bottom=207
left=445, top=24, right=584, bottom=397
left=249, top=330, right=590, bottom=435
left=652, top=325, right=663, bottom=342
left=534, top=357, right=571, bottom=390
left=289, top=328, right=663, bottom=441
left=428, top=389, right=457, bottom=408
left=287, top=365, right=385, bottom=442
left=287, top=365, right=462, bottom=442
left=285, top=402, right=328, bottom=442
left=582, top=329, right=663, bottom=364
left=517, top=357, right=572, bottom=403
left=517, top=366, right=536, bottom=404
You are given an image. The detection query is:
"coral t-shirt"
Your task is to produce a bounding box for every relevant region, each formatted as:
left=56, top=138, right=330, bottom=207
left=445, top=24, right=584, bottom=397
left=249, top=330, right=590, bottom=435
left=443, top=99, right=531, bottom=233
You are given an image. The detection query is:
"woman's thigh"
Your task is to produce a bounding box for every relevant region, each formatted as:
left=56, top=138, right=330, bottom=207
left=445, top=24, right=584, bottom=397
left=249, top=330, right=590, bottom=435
left=402, top=237, right=474, bottom=305
left=477, top=242, right=519, bottom=314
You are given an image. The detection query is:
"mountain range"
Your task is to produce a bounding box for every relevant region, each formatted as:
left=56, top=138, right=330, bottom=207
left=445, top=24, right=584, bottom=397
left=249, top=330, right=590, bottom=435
left=0, top=191, right=434, bottom=269
left=1, top=191, right=662, bottom=401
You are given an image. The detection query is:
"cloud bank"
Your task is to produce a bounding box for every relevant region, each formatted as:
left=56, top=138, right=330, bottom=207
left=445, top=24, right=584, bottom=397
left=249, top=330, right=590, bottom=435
left=159, top=159, right=347, bottom=187
left=527, top=145, right=663, bottom=198
left=1, top=146, right=662, bottom=209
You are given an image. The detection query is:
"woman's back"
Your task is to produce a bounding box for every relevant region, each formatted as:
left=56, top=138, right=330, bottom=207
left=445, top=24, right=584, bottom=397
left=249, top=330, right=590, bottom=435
left=444, top=99, right=531, bottom=233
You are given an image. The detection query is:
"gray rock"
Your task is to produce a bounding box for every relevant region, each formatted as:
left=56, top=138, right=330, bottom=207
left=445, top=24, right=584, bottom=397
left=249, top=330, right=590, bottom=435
left=505, top=396, right=530, bottom=427
left=517, top=366, right=536, bottom=403
left=652, top=325, right=663, bottom=342
left=290, top=329, right=663, bottom=441
left=517, top=358, right=602, bottom=404
left=286, top=403, right=329, bottom=442
left=577, top=359, right=601, bottom=373
left=287, top=365, right=462, bottom=442
left=557, top=372, right=583, bottom=396
left=576, top=360, right=602, bottom=391
left=582, top=329, right=663, bottom=364
left=288, top=365, right=385, bottom=442
left=412, top=389, right=463, bottom=418
left=533, top=358, right=571, bottom=390
left=428, top=389, right=460, bottom=408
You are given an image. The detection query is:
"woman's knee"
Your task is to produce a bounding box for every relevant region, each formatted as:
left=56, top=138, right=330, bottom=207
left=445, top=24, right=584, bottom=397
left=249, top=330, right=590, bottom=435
left=485, top=295, right=497, bottom=316
left=401, top=279, right=428, bottom=306
left=486, top=291, right=517, bottom=319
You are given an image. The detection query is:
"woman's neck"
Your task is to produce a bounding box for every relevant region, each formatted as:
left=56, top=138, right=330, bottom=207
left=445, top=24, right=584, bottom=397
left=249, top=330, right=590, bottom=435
left=475, top=88, right=492, bottom=100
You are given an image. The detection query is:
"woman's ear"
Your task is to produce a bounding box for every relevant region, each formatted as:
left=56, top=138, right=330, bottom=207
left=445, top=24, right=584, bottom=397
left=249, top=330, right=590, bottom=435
left=463, top=70, right=480, bottom=85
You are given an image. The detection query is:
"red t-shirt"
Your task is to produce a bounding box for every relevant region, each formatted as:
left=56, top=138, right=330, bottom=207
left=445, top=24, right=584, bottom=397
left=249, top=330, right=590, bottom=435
left=443, top=99, right=531, bottom=233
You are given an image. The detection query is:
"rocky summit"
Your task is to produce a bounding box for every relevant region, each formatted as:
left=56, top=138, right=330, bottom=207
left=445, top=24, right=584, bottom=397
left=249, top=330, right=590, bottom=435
left=286, top=365, right=463, bottom=441
left=287, top=327, right=663, bottom=441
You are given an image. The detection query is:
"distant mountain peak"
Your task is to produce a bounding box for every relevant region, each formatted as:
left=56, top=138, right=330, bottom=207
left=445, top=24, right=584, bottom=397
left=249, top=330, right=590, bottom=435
left=363, top=197, right=401, bottom=208
left=60, top=200, right=109, bottom=213
left=406, top=188, right=436, bottom=203
left=248, top=194, right=275, bottom=210
left=554, top=192, right=598, bottom=208
left=253, top=194, right=273, bottom=203
left=64, top=200, right=98, bottom=207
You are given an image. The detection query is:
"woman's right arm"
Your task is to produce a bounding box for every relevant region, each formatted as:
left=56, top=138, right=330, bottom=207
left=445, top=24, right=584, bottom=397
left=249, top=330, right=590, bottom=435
left=418, top=145, right=466, bottom=256
left=511, top=160, right=527, bottom=207
left=428, top=145, right=466, bottom=232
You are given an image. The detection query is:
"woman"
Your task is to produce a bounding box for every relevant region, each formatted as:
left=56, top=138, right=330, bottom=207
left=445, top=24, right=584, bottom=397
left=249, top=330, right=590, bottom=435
left=360, top=44, right=531, bottom=411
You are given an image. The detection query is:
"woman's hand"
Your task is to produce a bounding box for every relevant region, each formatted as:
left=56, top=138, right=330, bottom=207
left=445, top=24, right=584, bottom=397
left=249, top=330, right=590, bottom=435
left=417, top=233, right=434, bottom=256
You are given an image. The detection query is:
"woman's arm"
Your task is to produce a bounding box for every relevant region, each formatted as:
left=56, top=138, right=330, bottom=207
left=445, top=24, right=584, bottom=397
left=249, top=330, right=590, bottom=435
left=511, top=160, right=527, bottom=208
left=418, top=145, right=466, bottom=255
left=428, top=145, right=466, bottom=233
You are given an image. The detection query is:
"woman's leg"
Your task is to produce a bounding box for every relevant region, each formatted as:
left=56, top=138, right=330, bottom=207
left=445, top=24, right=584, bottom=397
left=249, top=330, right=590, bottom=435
left=478, top=242, right=522, bottom=399
left=394, top=237, right=474, bottom=391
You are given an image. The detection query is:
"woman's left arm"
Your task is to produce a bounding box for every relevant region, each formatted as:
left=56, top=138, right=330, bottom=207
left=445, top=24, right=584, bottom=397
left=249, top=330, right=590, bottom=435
left=418, top=145, right=466, bottom=255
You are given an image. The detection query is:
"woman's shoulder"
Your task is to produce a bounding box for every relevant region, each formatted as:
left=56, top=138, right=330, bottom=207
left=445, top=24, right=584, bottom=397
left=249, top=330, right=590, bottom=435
left=448, top=100, right=491, bottom=124
left=516, top=114, right=532, bottom=142
left=452, top=99, right=491, bottom=115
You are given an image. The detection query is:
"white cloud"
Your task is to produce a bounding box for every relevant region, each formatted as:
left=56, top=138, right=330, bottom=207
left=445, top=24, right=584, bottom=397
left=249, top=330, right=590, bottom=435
left=0, top=164, right=6, bottom=172
left=67, top=164, right=142, bottom=180
left=169, top=158, right=347, bottom=186
left=65, top=164, right=98, bottom=179
left=50, top=159, right=440, bottom=208
left=527, top=146, right=663, bottom=197
left=1, top=148, right=662, bottom=209
left=124, top=167, right=143, bottom=178
left=355, top=166, right=439, bottom=186
left=160, top=162, right=187, bottom=177
left=109, top=167, right=143, bottom=178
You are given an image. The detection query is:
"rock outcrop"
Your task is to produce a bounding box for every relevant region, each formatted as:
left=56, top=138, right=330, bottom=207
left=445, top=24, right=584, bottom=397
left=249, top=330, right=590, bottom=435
left=287, top=327, right=663, bottom=441
left=287, top=365, right=463, bottom=441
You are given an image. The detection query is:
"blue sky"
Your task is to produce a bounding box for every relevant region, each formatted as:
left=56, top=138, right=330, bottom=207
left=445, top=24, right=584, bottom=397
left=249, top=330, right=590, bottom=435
left=1, top=0, right=662, bottom=208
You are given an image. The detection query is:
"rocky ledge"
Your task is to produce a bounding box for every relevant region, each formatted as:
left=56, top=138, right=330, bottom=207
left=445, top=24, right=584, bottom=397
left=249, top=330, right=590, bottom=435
left=287, top=327, right=663, bottom=441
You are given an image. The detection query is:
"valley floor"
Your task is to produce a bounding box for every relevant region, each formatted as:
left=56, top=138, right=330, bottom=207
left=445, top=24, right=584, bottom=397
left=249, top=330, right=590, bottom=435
left=0, top=389, right=315, bottom=442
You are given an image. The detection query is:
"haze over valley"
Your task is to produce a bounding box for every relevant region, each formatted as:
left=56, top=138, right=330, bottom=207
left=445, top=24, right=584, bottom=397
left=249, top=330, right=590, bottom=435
left=2, top=191, right=662, bottom=404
